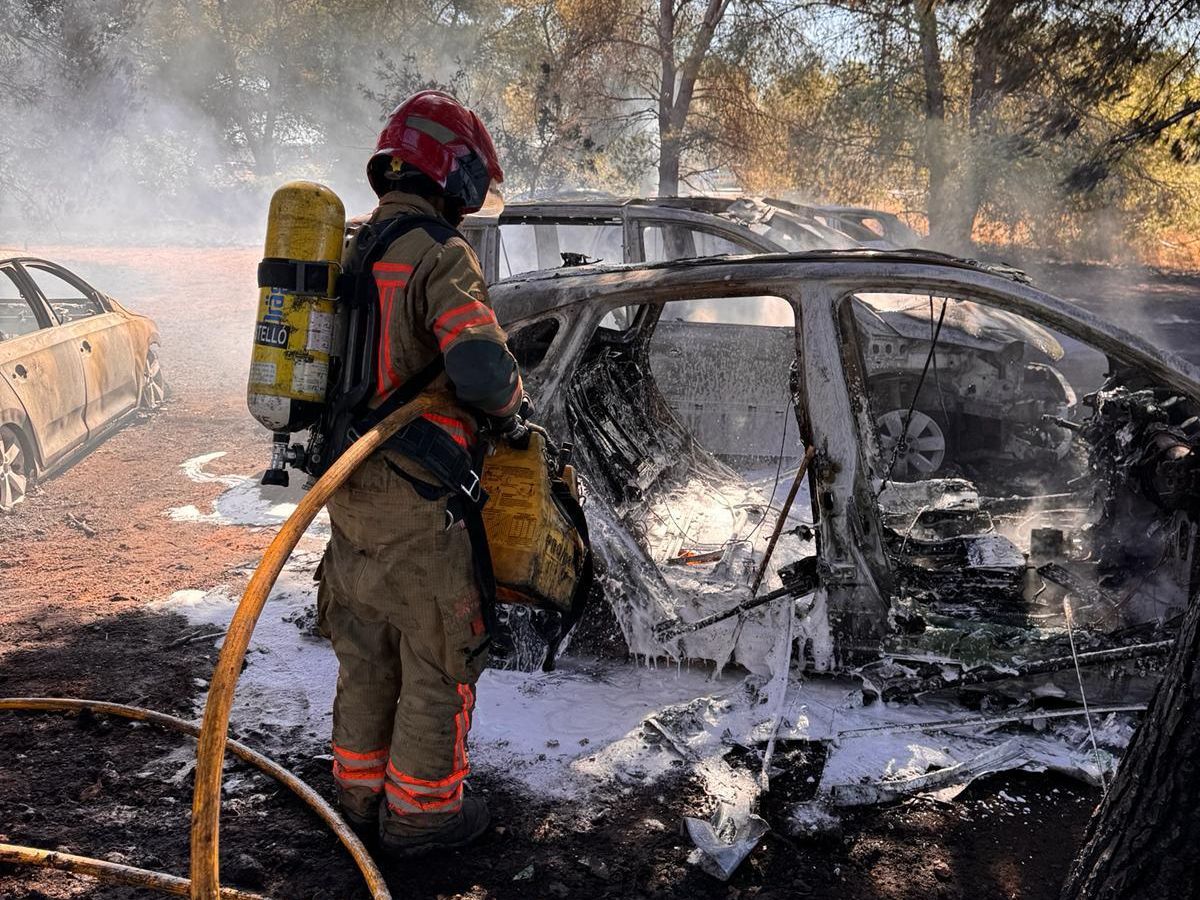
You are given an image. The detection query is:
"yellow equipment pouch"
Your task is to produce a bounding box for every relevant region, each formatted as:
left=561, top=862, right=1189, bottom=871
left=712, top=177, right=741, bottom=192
left=482, top=430, right=587, bottom=613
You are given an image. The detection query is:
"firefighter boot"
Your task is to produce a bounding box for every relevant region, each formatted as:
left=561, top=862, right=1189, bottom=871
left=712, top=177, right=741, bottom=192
left=379, top=797, right=491, bottom=857
left=338, top=791, right=380, bottom=845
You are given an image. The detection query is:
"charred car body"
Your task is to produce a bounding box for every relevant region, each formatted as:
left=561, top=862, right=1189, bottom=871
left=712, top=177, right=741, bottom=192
left=464, top=199, right=1076, bottom=479
left=486, top=249, right=1199, bottom=707
left=0, top=257, right=163, bottom=511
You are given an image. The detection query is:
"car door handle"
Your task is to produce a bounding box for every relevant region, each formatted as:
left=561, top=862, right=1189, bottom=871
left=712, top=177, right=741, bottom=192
left=80, top=340, right=92, bottom=354
left=12, top=364, right=27, bottom=380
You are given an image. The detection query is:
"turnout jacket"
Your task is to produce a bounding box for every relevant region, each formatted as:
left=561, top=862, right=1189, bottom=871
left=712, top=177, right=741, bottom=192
left=356, top=191, right=523, bottom=449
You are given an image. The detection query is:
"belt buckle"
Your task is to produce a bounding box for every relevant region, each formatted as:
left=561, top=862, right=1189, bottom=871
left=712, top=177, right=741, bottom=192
left=460, top=470, right=481, bottom=503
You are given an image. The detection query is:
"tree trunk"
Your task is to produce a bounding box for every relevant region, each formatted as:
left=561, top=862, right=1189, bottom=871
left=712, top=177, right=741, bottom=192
left=656, top=0, right=678, bottom=196
left=658, top=143, right=681, bottom=195
left=654, top=0, right=729, bottom=196
left=1061, top=575, right=1200, bottom=899
left=945, top=0, right=1011, bottom=251
left=915, top=0, right=951, bottom=246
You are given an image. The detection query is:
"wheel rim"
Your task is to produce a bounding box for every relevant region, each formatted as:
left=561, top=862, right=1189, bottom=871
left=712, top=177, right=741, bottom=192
left=142, top=346, right=165, bottom=409
left=876, top=408, right=946, bottom=479
left=0, top=428, right=27, bottom=512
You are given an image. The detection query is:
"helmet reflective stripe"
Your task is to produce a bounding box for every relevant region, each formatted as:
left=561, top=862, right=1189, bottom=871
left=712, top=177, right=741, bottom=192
left=406, top=115, right=460, bottom=145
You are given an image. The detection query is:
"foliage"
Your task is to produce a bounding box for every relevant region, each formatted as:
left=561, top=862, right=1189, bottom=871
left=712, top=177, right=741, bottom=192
left=0, top=0, right=1197, bottom=263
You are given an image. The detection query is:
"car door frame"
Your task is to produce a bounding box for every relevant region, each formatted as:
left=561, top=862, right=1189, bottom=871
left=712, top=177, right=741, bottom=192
left=492, top=259, right=900, bottom=663
left=0, top=261, right=92, bottom=469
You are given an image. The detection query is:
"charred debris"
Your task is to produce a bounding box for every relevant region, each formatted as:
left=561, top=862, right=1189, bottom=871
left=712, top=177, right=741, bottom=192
left=864, top=380, right=1197, bottom=708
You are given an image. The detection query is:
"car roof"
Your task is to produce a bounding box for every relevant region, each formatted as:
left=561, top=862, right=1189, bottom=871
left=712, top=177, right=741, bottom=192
left=475, top=196, right=914, bottom=252
left=495, top=196, right=909, bottom=221
left=496, top=247, right=1032, bottom=285
left=1, top=256, right=58, bottom=267
left=767, top=200, right=902, bottom=219
left=491, top=249, right=1200, bottom=397
left=505, top=195, right=735, bottom=208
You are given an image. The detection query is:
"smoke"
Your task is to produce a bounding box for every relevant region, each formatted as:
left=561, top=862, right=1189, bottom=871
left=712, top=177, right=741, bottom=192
left=0, top=1, right=468, bottom=246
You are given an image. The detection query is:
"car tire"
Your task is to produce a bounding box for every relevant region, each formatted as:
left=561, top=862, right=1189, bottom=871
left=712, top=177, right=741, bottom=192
left=875, top=407, right=950, bottom=480
left=0, top=425, right=31, bottom=513
left=140, top=344, right=166, bottom=409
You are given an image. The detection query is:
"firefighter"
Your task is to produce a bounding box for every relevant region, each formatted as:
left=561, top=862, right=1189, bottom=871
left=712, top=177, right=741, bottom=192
left=318, top=91, right=524, bottom=856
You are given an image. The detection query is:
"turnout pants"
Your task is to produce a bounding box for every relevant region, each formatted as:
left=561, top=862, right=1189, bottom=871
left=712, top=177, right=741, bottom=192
left=318, top=448, right=489, bottom=834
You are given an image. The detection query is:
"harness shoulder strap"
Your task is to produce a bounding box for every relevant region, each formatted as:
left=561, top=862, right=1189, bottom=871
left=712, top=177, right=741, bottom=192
left=346, top=212, right=466, bottom=420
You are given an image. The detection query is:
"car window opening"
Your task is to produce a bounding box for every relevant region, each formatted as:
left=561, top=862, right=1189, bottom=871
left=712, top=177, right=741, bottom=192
left=506, top=318, right=560, bottom=371
left=26, top=264, right=105, bottom=324
left=565, top=293, right=813, bottom=673
left=499, top=222, right=622, bottom=279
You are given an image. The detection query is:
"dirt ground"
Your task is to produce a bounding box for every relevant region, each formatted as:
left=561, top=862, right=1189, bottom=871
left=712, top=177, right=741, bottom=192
left=0, top=247, right=1187, bottom=899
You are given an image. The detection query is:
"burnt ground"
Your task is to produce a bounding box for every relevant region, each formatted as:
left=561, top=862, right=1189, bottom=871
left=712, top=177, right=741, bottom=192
left=0, top=611, right=1099, bottom=900
left=0, top=246, right=1183, bottom=899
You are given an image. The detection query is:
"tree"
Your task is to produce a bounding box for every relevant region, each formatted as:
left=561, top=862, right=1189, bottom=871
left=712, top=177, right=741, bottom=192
left=0, top=0, right=144, bottom=223
left=148, top=0, right=349, bottom=178
left=610, top=0, right=805, bottom=195
left=1061, top=581, right=1200, bottom=898
left=740, top=0, right=1200, bottom=259
left=651, top=0, right=731, bottom=194
left=365, top=0, right=630, bottom=196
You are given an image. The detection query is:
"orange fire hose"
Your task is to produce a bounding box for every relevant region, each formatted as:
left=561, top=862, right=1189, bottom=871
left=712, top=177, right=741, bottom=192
left=0, top=842, right=265, bottom=900
left=189, top=396, right=440, bottom=899
left=0, top=696, right=352, bottom=898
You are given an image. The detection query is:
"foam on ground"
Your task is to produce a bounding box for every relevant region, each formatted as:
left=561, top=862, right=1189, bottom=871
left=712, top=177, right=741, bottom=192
left=167, top=452, right=330, bottom=535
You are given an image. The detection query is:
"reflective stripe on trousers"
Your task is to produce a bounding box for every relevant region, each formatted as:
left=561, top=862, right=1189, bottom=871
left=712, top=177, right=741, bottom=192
left=333, top=743, right=388, bottom=794
left=385, top=683, right=474, bottom=815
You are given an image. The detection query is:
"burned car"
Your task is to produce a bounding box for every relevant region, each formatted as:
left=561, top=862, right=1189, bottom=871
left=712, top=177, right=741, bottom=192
left=766, top=200, right=925, bottom=250
left=489, top=249, right=1199, bottom=708
left=464, top=199, right=1075, bottom=479
left=0, top=257, right=163, bottom=511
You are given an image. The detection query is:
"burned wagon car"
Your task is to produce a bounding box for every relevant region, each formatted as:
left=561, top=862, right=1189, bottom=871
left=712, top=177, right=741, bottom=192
left=0, top=257, right=163, bottom=511
left=766, top=200, right=925, bottom=250
left=464, top=199, right=1076, bottom=480
left=489, top=249, right=1200, bottom=704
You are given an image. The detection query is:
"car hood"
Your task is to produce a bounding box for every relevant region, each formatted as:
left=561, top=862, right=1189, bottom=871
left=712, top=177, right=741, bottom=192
left=852, top=292, right=1065, bottom=359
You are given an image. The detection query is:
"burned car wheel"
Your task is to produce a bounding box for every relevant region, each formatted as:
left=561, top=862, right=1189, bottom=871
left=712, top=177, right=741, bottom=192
left=0, top=425, right=29, bottom=513
left=141, top=345, right=166, bottom=409
left=875, top=408, right=947, bottom=479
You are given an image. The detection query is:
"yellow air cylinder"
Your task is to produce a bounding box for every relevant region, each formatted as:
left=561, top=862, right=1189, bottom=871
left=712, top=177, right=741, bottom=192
left=482, top=431, right=586, bottom=612
left=248, top=181, right=346, bottom=434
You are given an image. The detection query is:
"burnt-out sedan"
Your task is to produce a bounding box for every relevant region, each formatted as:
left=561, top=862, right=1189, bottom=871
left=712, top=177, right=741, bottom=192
left=491, top=249, right=1199, bottom=704
left=0, top=257, right=163, bottom=511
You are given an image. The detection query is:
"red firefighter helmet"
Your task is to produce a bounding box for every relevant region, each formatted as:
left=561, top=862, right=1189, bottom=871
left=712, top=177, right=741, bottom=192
left=368, top=91, right=504, bottom=212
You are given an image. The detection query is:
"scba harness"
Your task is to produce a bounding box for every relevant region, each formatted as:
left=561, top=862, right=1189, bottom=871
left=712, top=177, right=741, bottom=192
left=325, top=214, right=592, bottom=670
